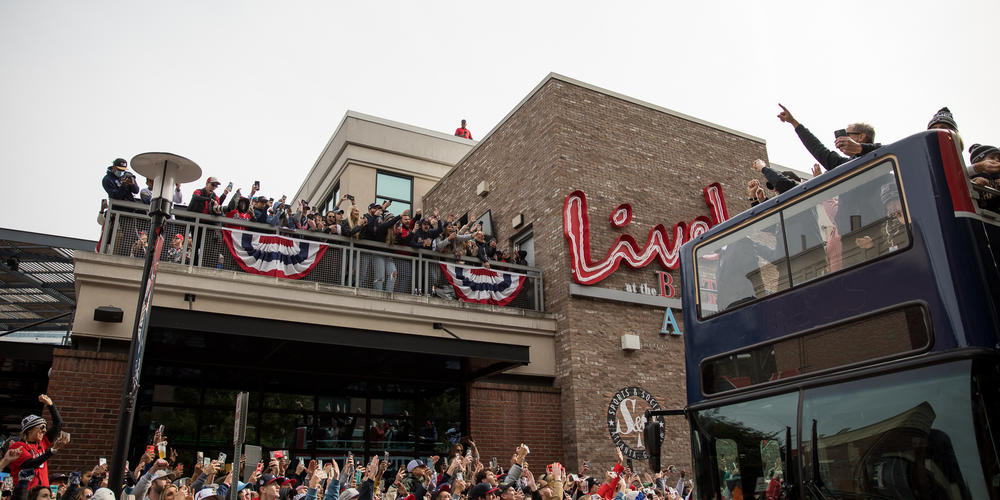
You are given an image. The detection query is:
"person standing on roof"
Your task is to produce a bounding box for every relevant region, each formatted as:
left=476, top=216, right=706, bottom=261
left=454, top=119, right=472, bottom=140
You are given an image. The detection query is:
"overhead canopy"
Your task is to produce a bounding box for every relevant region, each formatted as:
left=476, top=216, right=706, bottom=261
left=149, top=308, right=530, bottom=383
left=0, top=227, right=95, bottom=334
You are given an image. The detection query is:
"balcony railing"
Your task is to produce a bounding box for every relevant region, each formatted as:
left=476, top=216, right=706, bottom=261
left=97, top=200, right=544, bottom=312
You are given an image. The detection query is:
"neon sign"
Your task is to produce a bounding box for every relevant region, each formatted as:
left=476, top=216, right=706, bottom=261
left=563, top=183, right=729, bottom=285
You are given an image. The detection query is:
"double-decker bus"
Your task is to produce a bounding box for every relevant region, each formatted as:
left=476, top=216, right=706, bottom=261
left=666, top=130, right=1000, bottom=499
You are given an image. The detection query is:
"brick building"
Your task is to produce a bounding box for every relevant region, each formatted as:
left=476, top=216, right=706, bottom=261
left=31, top=73, right=765, bottom=478
left=423, top=73, right=767, bottom=470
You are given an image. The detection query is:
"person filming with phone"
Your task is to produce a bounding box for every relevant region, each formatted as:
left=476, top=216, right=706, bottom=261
left=8, top=394, right=69, bottom=490
left=776, top=104, right=880, bottom=171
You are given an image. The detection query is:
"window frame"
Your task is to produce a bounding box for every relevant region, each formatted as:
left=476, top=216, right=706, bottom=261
left=698, top=300, right=934, bottom=398
left=694, top=156, right=913, bottom=319
left=375, top=171, right=413, bottom=215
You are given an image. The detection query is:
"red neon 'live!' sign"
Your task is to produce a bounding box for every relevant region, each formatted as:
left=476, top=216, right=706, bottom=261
left=563, top=183, right=729, bottom=285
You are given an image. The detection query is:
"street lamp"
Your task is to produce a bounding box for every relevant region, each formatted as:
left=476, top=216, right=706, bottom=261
left=108, top=153, right=201, bottom=491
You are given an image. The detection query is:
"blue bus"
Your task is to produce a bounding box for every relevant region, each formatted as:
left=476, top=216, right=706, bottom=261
left=667, top=130, right=1000, bottom=499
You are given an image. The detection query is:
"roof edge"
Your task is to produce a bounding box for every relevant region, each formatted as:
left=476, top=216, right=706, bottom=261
left=425, top=72, right=766, bottom=200
left=0, top=227, right=96, bottom=251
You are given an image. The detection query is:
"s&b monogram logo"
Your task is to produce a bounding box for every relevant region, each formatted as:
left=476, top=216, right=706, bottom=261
left=607, top=386, right=664, bottom=460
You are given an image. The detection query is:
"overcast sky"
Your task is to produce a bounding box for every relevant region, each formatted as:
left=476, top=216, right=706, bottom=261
left=2, top=1, right=997, bottom=240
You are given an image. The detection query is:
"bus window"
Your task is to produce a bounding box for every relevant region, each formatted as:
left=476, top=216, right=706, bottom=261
left=801, top=361, right=985, bottom=499
left=691, top=392, right=797, bottom=500
left=698, top=212, right=788, bottom=315
left=701, top=304, right=931, bottom=394
left=697, top=160, right=911, bottom=317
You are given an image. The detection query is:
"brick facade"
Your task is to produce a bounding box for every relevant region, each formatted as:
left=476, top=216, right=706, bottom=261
left=425, top=76, right=766, bottom=473
left=468, top=382, right=562, bottom=467
left=45, top=348, right=128, bottom=474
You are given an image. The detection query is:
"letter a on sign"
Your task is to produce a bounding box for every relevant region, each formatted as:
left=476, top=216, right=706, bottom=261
left=661, top=309, right=682, bottom=336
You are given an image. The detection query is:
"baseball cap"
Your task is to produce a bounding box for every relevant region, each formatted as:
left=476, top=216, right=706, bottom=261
left=468, top=483, right=499, bottom=500
left=91, top=489, right=116, bottom=500
left=368, top=203, right=380, bottom=210
left=113, top=158, right=128, bottom=170
left=207, top=177, right=221, bottom=185
left=338, top=488, right=359, bottom=500
left=194, top=488, right=220, bottom=500
left=257, top=474, right=280, bottom=488
left=406, top=459, right=426, bottom=473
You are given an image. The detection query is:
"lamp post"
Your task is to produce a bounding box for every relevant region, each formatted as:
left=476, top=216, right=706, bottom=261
left=108, top=153, right=201, bottom=491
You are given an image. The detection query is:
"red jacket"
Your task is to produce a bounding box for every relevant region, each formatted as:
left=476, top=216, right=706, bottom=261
left=597, top=463, right=624, bottom=500
left=9, top=437, right=52, bottom=489
left=454, top=127, right=472, bottom=140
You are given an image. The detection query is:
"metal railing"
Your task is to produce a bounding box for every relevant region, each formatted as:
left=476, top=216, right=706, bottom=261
left=97, top=200, right=544, bottom=311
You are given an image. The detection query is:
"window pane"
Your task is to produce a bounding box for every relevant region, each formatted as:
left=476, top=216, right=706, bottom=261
left=376, top=173, right=412, bottom=202
left=375, top=197, right=411, bottom=217
left=701, top=304, right=931, bottom=394
left=151, top=406, right=199, bottom=446
left=784, top=160, right=908, bottom=284
left=260, top=412, right=313, bottom=449
left=152, top=385, right=201, bottom=404
left=692, top=392, right=797, bottom=500
left=697, top=212, right=788, bottom=316
left=199, top=409, right=235, bottom=449
left=262, top=393, right=315, bottom=411
left=802, top=362, right=984, bottom=499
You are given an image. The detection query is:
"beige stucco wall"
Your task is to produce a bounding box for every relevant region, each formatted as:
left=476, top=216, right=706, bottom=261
left=294, top=112, right=474, bottom=212
left=73, top=251, right=556, bottom=377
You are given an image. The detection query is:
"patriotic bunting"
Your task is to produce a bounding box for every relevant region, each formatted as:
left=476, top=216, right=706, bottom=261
left=222, top=228, right=327, bottom=279
left=440, top=263, right=526, bottom=306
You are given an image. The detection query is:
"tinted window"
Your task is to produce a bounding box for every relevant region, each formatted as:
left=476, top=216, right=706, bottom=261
left=702, top=304, right=930, bottom=394
left=376, top=172, right=412, bottom=215
left=697, top=160, right=910, bottom=317
left=802, top=362, right=984, bottom=499
left=697, top=212, right=788, bottom=314
left=691, top=392, right=797, bottom=500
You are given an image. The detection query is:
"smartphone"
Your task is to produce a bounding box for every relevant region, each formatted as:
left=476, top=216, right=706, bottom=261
left=204, top=457, right=211, bottom=467
left=584, top=460, right=591, bottom=469
left=146, top=445, right=155, bottom=455
left=255, top=462, right=264, bottom=473
left=197, top=451, right=204, bottom=463
left=383, top=451, right=389, bottom=461
left=218, top=453, right=227, bottom=463
left=227, top=182, right=234, bottom=191
left=456, top=472, right=463, bottom=481
left=157, top=424, right=165, bottom=436
left=253, top=181, right=260, bottom=190
left=834, top=129, right=848, bottom=138
left=49, top=486, right=58, bottom=497
left=274, top=451, right=283, bottom=460
left=346, top=194, right=354, bottom=201
left=316, top=460, right=323, bottom=469
left=99, top=458, right=107, bottom=466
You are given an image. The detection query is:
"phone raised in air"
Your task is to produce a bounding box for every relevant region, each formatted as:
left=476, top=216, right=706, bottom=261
left=834, top=129, right=848, bottom=139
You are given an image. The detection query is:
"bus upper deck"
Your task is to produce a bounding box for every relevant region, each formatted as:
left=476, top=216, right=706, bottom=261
left=671, top=130, right=1000, bottom=499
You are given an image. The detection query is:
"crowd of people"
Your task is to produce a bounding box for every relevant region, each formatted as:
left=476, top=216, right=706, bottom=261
left=745, top=104, right=999, bottom=213
left=101, top=153, right=531, bottom=296
left=1, top=396, right=696, bottom=500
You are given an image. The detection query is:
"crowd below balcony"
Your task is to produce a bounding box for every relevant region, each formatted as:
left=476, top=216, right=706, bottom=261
left=1, top=395, right=698, bottom=500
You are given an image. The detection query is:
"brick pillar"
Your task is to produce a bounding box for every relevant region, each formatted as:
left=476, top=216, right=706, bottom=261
left=45, top=348, right=128, bottom=474
left=469, top=382, right=563, bottom=467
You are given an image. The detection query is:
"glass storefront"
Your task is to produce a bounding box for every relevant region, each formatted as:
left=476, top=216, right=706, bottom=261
left=130, top=327, right=467, bottom=469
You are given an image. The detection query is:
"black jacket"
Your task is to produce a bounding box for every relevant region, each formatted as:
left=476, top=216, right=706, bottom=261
left=795, top=124, right=881, bottom=171
left=360, top=213, right=401, bottom=242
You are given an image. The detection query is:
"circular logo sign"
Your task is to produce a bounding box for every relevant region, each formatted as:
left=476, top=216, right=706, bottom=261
left=607, top=386, right=664, bottom=460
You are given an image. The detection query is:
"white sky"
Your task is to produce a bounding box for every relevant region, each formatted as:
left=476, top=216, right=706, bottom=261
left=2, top=1, right=998, bottom=240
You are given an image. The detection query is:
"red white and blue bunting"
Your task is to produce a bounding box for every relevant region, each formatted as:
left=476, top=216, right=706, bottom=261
left=222, top=229, right=327, bottom=279
left=440, top=263, right=526, bottom=306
